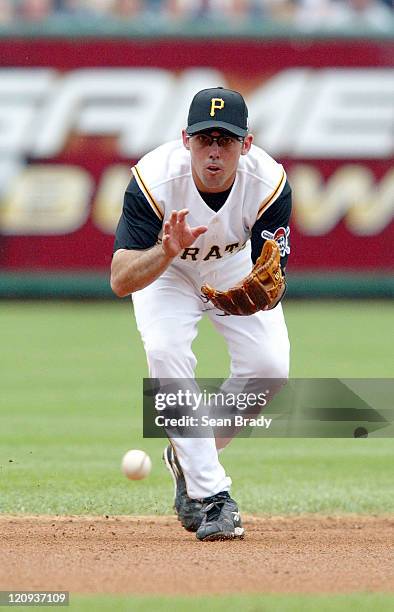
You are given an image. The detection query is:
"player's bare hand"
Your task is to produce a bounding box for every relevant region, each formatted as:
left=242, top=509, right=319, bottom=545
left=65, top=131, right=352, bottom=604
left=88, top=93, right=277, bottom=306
left=162, top=209, right=207, bottom=258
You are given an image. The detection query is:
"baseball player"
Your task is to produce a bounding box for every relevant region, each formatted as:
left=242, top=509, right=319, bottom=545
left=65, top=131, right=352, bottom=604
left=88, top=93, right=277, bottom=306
left=111, top=87, right=291, bottom=541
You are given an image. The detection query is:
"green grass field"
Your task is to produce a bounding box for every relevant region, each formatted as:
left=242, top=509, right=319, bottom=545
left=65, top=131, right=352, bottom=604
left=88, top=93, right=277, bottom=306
left=69, top=594, right=394, bottom=612
left=0, top=300, right=393, bottom=611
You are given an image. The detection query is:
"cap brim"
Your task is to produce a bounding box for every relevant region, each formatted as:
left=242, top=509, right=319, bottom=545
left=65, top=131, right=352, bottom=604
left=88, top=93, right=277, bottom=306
left=186, top=121, right=247, bottom=138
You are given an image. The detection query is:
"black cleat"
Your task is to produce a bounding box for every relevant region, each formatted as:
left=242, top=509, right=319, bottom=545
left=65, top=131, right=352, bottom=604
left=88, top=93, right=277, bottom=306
left=163, top=444, right=204, bottom=533
left=196, top=491, right=245, bottom=541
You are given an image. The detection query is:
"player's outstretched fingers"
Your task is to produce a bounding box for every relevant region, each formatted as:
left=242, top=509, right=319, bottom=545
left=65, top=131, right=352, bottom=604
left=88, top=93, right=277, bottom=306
left=162, top=233, right=177, bottom=258
left=192, top=225, right=208, bottom=239
left=169, top=211, right=178, bottom=228
left=177, top=209, right=189, bottom=224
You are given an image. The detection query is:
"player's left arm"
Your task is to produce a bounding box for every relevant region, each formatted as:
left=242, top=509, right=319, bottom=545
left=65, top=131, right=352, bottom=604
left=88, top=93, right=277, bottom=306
left=251, top=179, right=292, bottom=271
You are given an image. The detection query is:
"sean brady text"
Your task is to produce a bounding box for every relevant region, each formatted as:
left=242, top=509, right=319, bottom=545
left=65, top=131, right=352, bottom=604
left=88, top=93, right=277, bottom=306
left=154, top=415, right=272, bottom=429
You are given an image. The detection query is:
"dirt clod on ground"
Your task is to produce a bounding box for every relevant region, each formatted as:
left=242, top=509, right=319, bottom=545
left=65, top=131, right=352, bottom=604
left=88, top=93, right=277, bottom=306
left=1, top=515, right=393, bottom=594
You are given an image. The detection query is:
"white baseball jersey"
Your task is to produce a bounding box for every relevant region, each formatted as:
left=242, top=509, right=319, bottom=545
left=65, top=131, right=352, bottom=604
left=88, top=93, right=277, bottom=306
left=129, top=140, right=287, bottom=279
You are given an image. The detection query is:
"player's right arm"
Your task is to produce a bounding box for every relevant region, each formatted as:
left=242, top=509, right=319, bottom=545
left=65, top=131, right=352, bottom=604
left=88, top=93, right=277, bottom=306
left=111, top=246, right=172, bottom=297
left=110, top=179, right=206, bottom=297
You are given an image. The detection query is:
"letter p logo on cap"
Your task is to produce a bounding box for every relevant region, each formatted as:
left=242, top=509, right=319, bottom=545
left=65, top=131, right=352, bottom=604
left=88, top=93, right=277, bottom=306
left=210, top=98, right=225, bottom=117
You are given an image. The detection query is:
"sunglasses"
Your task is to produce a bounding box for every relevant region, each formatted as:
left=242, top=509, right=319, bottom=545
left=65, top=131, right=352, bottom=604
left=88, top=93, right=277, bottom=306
left=190, top=133, right=244, bottom=149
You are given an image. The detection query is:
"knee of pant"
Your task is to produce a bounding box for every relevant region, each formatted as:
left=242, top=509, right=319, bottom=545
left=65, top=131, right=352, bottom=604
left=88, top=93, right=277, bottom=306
left=266, top=359, right=289, bottom=380
left=237, top=351, right=289, bottom=380
left=145, top=339, right=195, bottom=368
left=245, top=359, right=289, bottom=403
left=254, top=360, right=289, bottom=381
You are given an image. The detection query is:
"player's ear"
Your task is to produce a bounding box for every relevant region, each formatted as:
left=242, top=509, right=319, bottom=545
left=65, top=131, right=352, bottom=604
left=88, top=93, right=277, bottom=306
left=182, top=129, right=190, bottom=150
left=241, top=133, right=253, bottom=155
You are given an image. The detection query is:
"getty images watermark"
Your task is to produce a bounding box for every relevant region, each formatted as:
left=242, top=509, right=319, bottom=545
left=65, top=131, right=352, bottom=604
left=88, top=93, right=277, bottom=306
left=154, top=388, right=272, bottom=430
left=143, top=378, right=394, bottom=438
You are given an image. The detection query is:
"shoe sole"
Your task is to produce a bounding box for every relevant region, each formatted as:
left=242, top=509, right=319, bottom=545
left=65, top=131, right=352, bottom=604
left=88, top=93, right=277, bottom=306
left=198, top=527, right=245, bottom=542
left=163, top=447, right=201, bottom=533
left=162, top=446, right=177, bottom=502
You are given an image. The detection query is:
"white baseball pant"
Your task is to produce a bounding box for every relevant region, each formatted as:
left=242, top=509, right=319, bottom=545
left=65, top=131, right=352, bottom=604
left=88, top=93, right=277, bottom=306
left=132, top=263, right=290, bottom=499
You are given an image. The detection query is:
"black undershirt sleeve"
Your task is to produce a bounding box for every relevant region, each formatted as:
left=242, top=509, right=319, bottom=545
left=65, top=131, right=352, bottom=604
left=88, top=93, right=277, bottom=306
left=113, top=177, right=162, bottom=252
left=251, top=179, right=292, bottom=269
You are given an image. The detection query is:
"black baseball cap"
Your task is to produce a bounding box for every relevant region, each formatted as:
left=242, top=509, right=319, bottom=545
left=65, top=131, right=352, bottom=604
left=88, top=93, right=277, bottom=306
left=186, top=87, right=248, bottom=138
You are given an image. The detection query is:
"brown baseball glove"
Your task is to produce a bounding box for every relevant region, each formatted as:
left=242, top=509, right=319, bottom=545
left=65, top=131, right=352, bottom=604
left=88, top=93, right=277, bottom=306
left=201, top=239, right=286, bottom=316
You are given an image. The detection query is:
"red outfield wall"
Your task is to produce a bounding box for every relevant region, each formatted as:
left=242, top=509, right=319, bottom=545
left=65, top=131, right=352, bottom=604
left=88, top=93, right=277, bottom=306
left=0, top=39, right=392, bottom=273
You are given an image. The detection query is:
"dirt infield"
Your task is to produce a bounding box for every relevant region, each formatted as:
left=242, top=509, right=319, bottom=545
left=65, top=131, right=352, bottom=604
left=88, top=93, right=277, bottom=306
left=1, top=515, right=393, bottom=595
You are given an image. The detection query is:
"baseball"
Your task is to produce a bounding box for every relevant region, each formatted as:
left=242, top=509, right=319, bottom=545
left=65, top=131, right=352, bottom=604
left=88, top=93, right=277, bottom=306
left=121, top=449, right=152, bottom=480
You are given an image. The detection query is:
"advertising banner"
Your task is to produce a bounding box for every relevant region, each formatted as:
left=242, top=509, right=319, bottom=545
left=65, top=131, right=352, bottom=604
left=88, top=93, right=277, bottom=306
left=0, top=39, right=392, bottom=273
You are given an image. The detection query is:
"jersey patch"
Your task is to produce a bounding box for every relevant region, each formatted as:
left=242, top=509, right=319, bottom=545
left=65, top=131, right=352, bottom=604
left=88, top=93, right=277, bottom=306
left=261, top=226, right=290, bottom=258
